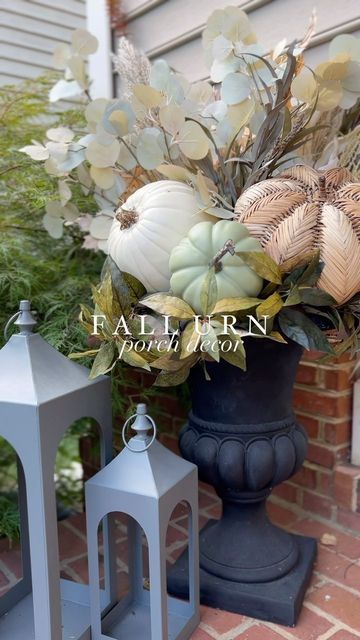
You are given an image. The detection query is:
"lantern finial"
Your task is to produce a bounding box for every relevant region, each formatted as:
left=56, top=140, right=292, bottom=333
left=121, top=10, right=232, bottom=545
left=122, top=403, right=157, bottom=451
left=14, top=300, right=37, bottom=335
left=4, top=300, right=37, bottom=341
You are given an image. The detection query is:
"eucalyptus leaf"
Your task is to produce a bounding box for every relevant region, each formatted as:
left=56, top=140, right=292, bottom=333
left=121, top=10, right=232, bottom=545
left=71, top=28, right=98, bottom=56
left=133, top=84, right=162, bottom=108
left=90, top=166, right=115, bottom=189
left=221, top=72, right=252, bottom=105
left=159, top=103, right=185, bottom=135
left=49, top=79, right=82, bottom=103
left=178, top=120, right=210, bottom=160
left=43, top=212, right=63, bottom=239
left=137, top=128, right=164, bottom=169
left=156, top=164, right=192, bottom=181
left=86, top=139, right=120, bottom=168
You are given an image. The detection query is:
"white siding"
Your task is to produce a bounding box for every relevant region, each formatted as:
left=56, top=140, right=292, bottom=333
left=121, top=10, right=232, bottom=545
left=0, top=0, right=86, bottom=86
left=123, top=0, right=360, bottom=82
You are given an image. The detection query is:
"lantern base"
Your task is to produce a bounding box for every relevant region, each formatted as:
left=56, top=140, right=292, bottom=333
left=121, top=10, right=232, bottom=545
left=168, top=531, right=316, bottom=627
left=0, top=581, right=99, bottom=640
left=102, top=592, right=199, bottom=640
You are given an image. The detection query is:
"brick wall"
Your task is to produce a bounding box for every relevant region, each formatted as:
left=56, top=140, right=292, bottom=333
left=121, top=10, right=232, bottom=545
left=81, top=356, right=360, bottom=533
left=272, top=352, right=360, bottom=533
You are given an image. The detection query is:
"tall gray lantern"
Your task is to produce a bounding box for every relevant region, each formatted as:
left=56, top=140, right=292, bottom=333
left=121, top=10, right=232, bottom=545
left=0, top=301, right=117, bottom=640
left=86, top=403, right=200, bottom=640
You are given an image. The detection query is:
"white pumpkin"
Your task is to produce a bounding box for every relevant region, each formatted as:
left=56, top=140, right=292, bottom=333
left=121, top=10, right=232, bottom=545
left=107, top=180, right=210, bottom=292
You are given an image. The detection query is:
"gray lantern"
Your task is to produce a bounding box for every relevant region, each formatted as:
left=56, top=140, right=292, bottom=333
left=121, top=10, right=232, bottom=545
left=0, top=301, right=117, bottom=640
left=86, top=403, right=200, bottom=640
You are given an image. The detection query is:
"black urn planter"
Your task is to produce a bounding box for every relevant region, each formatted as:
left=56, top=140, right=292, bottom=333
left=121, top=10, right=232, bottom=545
left=168, top=338, right=317, bottom=626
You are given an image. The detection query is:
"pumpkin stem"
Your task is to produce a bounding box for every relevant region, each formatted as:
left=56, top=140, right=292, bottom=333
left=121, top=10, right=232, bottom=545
left=116, top=208, right=138, bottom=230
left=209, top=239, right=236, bottom=273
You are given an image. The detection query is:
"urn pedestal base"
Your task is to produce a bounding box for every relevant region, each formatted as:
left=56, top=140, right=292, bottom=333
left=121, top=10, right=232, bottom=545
left=168, top=528, right=317, bottom=627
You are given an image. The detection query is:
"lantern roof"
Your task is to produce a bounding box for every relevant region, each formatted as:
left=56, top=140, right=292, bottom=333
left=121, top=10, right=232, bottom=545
left=88, top=404, right=195, bottom=499
left=0, top=301, right=103, bottom=406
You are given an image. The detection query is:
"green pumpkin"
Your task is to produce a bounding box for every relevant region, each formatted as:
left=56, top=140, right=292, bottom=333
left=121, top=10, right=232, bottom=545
left=169, top=220, right=263, bottom=313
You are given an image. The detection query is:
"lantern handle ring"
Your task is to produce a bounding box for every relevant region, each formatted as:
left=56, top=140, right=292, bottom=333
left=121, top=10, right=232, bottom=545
left=4, top=312, right=21, bottom=342
left=122, top=413, right=157, bottom=452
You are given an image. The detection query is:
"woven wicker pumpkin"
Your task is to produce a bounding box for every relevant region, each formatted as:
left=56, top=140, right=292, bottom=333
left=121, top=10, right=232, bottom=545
left=234, top=166, right=360, bottom=304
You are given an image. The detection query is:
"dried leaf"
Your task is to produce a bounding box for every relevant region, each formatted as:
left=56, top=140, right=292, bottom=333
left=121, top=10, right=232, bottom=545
left=141, top=293, right=195, bottom=319
left=180, top=322, right=199, bottom=359
left=237, top=252, right=282, bottom=284
left=212, top=297, right=261, bottom=314
left=89, top=342, right=115, bottom=379
left=200, top=267, right=218, bottom=315
left=278, top=308, right=333, bottom=353
left=256, top=292, right=283, bottom=319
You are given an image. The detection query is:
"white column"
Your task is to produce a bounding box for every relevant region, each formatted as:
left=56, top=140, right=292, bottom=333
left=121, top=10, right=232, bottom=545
left=351, top=379, right=360, bottom=465
left=86, top=0, right=113, bottom=99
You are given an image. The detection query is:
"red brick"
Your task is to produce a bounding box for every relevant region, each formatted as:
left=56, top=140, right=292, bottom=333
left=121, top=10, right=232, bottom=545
left=296, top=413, right=320, bottom=439
left=301, top=351, right=324, bottom=362
left=325, top=368, right=352, bottom=391
left=309, top=584, right=360, bottom=629
left=206, top=503, right=222, bottom=519
left=267, top=501, right=299, bottom=526
left=272, top=482, right=298, bottom=503
left=314, top=545, right=360, bottom=590
left=324, top=422, right=352, bottom=445
left=302, top=490, right=333, bottom=518
left=290, top=605, right=333, bottom=639
left=0, top=548, right=22, bottom=580
left=0, top=570, right=9, bottom=589
left=336, top=508, right=360, bottom=533
left=159, top=433, right=180, bottom=454
left=293, top=388, right=352, bottom=419
left=292, top=465, right=317, bottom=489
left=334, top=465, right=360, bottom=511
left=317, top=470, right=333, bottom=496
left=296, top=364, right=318, bottom=385
left=190, top=629, right=213, bottom=640
left=199, top=605, right=245, bottom=634
left=64, top=555, right=91, bottom=584
left=58, top=521, right=87, bottom=560
left=307, top=442, right=336, bottom=469
left=302, top=352, right=352, bottom=364
left=291, top=519, right=360, bottom=560
left=234, top=625, right=285, bottom=639
left=327, top=630, right=360, bottom=640
left=166, top=524, right=188, bottom=546
left=198, top=489, right=219, bottom=511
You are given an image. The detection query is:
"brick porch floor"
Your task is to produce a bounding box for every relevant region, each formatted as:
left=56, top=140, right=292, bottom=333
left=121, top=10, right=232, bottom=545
left=1, top=440, right=360, bottom=639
